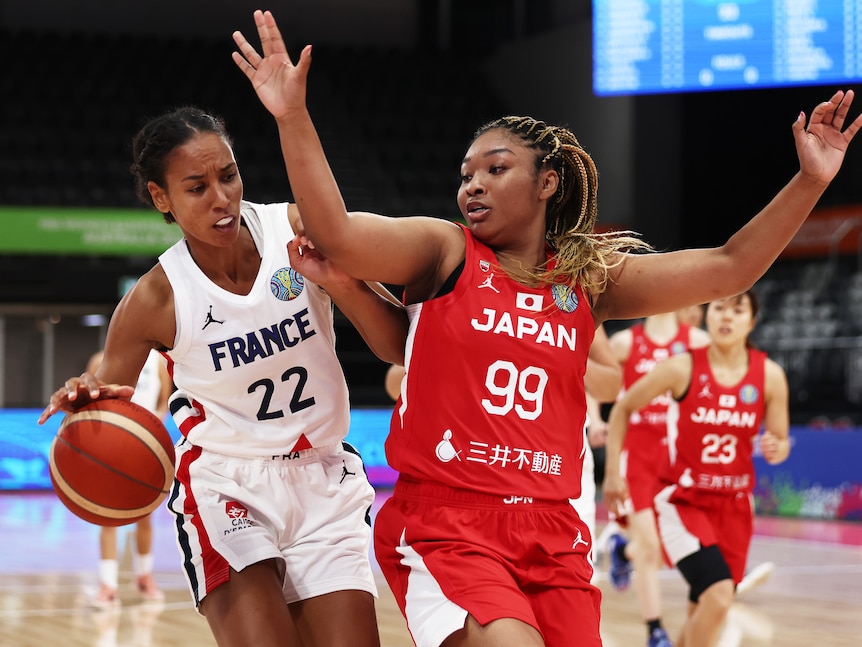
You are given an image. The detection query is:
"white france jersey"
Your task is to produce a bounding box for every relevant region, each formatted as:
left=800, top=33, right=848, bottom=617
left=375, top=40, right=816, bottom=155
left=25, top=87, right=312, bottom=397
left=159, top=201, right=350, bottom=457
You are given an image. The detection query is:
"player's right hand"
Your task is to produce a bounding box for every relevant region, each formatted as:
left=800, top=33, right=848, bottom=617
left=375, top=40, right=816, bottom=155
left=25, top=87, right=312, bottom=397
left=38, top=373, right=135, bottom=424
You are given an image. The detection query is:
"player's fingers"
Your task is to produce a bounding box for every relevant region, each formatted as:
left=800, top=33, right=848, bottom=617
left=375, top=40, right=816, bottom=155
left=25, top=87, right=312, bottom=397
left=232, top=32, right=263, bottom=70
left=231, top=50, right=254, bottom=79
left=823, top=90, right=846, bottom=125
left=75, top=373, right=103, bottom=398
left=832, top=90, right=851, bottom=130
left=295, top=44, right=313, bottom=79
left=62, top=377, right=87, bottom=401
left=99, top=384, right=135, bottom=399
left=286, top=237, right=302, bottom=264
left=791, top=110, right=807, bottom=149
left=808, top=93, right=842, bottom=127
left=261, top=10, right=290, bottom=58
left=37, top=404, right=56, bottom=425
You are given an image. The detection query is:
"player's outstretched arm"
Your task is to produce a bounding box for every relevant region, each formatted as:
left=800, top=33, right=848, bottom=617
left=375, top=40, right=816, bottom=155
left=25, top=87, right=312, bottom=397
left=598, top=90, right=862, bottom=324
left=232, top=10, right=461, bottom=293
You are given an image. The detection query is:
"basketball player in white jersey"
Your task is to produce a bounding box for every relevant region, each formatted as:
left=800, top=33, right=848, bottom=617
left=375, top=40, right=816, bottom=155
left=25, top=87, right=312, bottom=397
left=39, top=105, right=408, bottom=647
left=86, top=348, right=172, bottom=608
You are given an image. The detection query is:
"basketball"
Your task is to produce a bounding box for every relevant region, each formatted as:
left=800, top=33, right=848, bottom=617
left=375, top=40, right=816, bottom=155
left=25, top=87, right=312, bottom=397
left=49, top=398, right=176, bottom=527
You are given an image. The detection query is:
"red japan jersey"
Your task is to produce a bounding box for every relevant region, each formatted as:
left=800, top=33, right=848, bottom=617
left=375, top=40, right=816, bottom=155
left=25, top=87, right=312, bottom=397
left=387, top=226, right=595, bottom=500
left=664, top=346, right=767, bottom=495
left=622, top=322, right=692, bottom=428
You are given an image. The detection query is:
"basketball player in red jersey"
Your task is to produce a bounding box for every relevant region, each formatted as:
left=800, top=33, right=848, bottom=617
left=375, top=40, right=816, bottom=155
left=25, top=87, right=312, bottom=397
left=672, top=303, right=777, bottom=599
left=387, top=325, right=621, bottom=588
left=675, top=304, right=706, bottom=329
left=602, top=314, right=709, bottom=646
left=604, top=290, right=790, bottom=647
left=234, top=10, right=859, bottom=646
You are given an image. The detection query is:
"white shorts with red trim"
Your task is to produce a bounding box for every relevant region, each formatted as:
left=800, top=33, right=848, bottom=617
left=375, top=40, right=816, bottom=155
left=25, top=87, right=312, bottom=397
left=168, top=440, right=377, bottom=608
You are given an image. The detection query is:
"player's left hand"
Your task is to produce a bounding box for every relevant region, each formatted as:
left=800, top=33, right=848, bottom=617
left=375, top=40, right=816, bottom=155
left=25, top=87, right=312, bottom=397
left=794, top=89, right=862, bottom=185
left=758, top=429, right=789, bottom=464
left=287, top=236, right=351, bottom=290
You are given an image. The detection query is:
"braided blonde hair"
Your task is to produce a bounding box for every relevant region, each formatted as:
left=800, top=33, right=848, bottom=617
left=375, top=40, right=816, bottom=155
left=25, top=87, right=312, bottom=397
left=472, top=116, right=650, bottom=297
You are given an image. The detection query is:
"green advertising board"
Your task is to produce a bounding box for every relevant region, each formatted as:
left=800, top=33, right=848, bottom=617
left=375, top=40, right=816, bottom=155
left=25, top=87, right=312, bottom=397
left=0, top=208, right=183, bottom=255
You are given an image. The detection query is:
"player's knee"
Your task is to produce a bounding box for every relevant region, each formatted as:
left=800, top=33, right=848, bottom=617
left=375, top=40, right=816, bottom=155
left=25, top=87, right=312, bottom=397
left=676, top=544, right=733, bottom=604
left=699, top=579, right=735, bottom=616
left=640, top=533, right=663, bottom=561
left=629, top=538, right=661, bottom=567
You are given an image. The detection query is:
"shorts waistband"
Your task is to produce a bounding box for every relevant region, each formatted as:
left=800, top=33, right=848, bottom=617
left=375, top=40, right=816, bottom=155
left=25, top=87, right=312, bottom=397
left=180, top=439, right=341, bottom=465
left=267, top=443, right=341, bottom=463
left=393, top=477, right=571, bottom=510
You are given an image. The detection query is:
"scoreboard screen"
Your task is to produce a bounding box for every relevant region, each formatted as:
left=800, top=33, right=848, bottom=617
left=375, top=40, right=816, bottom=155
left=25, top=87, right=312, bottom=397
left=593, top=0, right=862, bottom=95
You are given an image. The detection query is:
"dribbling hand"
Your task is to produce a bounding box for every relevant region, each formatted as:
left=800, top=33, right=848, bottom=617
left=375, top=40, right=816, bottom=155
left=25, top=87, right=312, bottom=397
left=38, top=373, right=135, bottom=425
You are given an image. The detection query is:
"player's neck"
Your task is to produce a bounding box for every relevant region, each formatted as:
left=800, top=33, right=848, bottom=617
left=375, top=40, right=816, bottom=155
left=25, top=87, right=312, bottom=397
left=643, top=312, right=680, bottom=345
left=707, top=343, right=750, bottom=383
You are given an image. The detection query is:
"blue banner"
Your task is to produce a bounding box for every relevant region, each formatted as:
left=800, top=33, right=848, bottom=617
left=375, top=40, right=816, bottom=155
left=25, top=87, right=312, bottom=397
left=3, top=411, right=859, bottom=520
left=0, top=407, right=398, bottom=491
left=753, top=428, right=862, bottom=521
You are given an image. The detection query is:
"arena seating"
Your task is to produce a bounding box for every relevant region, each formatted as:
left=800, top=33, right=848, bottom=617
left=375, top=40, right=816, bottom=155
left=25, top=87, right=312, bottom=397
left=2, top=28, right=860, bottom=417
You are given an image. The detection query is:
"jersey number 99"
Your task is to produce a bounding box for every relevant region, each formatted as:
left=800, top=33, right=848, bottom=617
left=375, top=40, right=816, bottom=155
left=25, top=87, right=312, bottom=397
left=481, top=360, right=548, bottom=421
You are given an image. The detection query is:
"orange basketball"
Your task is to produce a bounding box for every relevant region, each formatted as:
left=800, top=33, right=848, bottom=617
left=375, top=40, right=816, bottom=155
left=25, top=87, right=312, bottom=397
left=49, top=398, right=176, bottom=527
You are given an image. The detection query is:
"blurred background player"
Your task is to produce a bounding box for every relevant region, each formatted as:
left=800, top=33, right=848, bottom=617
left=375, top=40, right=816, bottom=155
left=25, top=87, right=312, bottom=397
left=86, top=348, right=173, bottom=608
left=672, top=303, right=776, bottom=598
left=675, top=304, right=706, bottom=329
left=602, top=312, right=710, bottom=647
left=604, top=289, right=790, bottom=647
left=384, top=363, right=404, bottom=402
left=575, top=325, right=623, bottom=583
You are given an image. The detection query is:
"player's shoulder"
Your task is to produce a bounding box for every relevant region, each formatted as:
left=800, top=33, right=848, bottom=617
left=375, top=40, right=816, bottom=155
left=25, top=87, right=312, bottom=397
left=116, top=266, right=175, bottom=347
left=608, top=326, right=634, bottom=357
left=688, top=326, right=711, bottom=348
left=763, top=355, right=786, bottom=378
left=134, top=264, right=173, bottom=304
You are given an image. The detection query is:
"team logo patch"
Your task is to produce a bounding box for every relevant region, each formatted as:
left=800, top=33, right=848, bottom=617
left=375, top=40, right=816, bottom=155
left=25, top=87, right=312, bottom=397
left=551, top=284, right=578, bottom=313
left=270, top=267, right=304, bottom=301
left=202, top=305, right=225, bottom=330
left=739, top=384, right=760, bottom=404
left=671, top=341, right=687, bottom=355
left=225, top=501, right=248, bottom=519
left=478, top=273, right=500, bottom=293
left=435, top=429, right=462, bottom=462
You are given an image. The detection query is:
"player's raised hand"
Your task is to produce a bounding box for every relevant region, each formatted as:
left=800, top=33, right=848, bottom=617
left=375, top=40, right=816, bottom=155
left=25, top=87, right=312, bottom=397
left=793, top=89, right=862, bottom=185
left=232, top=10, right=311, bottom=121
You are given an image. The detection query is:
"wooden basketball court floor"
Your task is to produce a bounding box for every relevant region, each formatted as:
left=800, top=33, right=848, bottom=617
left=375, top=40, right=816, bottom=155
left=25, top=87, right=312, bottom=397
left=1, top=489, right=859, bottom=647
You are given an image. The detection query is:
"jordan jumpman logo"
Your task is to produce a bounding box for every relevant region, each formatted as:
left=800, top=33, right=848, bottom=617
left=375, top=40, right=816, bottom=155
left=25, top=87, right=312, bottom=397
left=202, top=305, right=225, bottom=330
